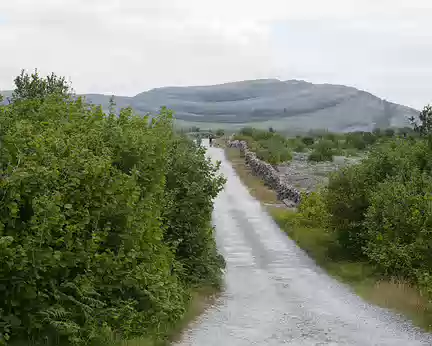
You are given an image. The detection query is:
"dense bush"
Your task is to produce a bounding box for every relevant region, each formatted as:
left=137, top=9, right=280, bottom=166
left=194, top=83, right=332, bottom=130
left=235, top=128, right=292, bottom=165
left=352, top=132, right=374, bottom=149
left=293, top=142, right=306, bottom=152
left=364, top=171, right=432, bottom=279
left=308, top=140, right=335, bottom=162
left=297, top=191, right=329, bottom=228
left=325, top=139, right=432, bottom=257
left=301, top=136, right=314, bottom=146
left=235, top=127, right=403, bottom=164
left=163, top=139, right=225, bottom=287
left=0, top=72, right=225, bottom=345
left=321, top=107, right=432, bottom=294
left=302, top=129, right=400, bottom=156
left=324, top=164, right=371, bottom=257
left=215, top=129, right=225, bottom=137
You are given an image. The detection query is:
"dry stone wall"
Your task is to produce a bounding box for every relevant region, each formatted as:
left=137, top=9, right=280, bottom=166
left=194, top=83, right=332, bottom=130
left=228, top=139, right=301, bottom=206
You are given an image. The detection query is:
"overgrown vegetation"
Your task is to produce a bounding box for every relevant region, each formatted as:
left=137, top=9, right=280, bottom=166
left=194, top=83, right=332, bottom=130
left=233, top=126, right=411, bottom=164
left=233, top=128, right=292, bottom=165
left=305, top=129, right=408, bottom=162
left=271, top=104, right=432, bottom=328
left=322, top=113, right=432, bottom=292
left=0, top=71, right=225, bottom=346
left=227, top=111, right=432, bottom=329
left=269, top=200, right=432, bottom=330
left=308, top=139, right=335, bottom=162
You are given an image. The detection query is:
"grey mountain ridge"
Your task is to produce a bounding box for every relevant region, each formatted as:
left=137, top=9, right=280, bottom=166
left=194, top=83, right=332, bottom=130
left=1, top=79, right=418, bottom=132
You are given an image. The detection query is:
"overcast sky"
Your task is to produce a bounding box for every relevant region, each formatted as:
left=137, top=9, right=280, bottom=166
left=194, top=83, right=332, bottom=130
left=0, top=0, right=431, bottom=108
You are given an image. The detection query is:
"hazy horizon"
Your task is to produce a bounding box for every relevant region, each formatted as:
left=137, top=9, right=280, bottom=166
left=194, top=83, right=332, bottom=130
left=1, top=0, right=431, bottom=109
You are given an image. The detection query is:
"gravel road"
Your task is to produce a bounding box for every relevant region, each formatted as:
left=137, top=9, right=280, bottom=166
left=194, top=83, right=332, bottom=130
left=175, top=145, right=432, bottom=346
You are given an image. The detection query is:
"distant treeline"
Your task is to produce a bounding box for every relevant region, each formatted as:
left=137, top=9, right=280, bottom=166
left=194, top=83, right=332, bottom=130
left=231, top=125, right=413, bottom=164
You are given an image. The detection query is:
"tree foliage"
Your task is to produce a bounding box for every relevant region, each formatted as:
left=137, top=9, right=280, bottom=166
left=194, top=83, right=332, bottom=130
left=325, top=138, right=432, bottom=257
left=411, top=105, right=432, bottom=136
left=235, top=128, right=292, bottom=165
left=215, top=129, right=225, bottom=137
left=163, top=139, right=225, bottom=286
left=301, top=136, right=314, bottom=146
left=0, top=71, right=225, bottom=345
left=318, top=112, right=432, bottom=295
left=364, top=171, right=432, bottom=279
left=308, top=140, right=335, bottom=162
left=13, top=69, right=70, bottom=102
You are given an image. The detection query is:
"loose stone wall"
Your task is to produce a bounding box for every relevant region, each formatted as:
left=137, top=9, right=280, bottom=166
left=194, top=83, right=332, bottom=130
left=228, top=139, right=302, bottom=206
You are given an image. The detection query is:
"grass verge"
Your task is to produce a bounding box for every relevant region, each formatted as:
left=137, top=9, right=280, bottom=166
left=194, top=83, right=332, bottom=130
left=225, top=147, right=278, bottom=204
left=226, top=146, right=432, bottom=331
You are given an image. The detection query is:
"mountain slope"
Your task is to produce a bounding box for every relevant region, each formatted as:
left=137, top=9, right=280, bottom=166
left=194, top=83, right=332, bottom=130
left=2, top=79, right=417, bottom=132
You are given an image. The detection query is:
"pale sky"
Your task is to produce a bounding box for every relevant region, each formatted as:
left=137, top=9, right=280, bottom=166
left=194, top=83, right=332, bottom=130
left=0, top=0, right=431, bottom=109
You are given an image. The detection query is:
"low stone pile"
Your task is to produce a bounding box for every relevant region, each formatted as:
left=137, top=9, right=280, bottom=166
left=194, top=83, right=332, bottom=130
left=228, top=140, right=301, bottom=205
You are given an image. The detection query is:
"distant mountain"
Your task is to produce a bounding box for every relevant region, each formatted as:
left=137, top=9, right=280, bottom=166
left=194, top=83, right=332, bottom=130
left=2, top=79, right=418, bottom=132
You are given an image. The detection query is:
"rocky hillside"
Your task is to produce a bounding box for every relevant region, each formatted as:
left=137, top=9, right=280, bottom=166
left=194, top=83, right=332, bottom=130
left=2, top=79, right=418, bottom=132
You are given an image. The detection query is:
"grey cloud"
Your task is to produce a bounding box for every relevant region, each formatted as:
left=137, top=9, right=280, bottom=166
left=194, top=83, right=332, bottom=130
left=0, top=0, right=431, bottom=108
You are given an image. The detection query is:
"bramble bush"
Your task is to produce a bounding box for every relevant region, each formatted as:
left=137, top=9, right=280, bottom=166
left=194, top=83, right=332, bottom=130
left=0, top=71, right=225, bottom=345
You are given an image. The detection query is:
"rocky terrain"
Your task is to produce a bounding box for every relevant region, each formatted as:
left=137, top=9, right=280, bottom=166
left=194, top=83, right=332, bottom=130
left=228, top=139, right=363, bottom=205
left=277, top=153, right=362, bottom=192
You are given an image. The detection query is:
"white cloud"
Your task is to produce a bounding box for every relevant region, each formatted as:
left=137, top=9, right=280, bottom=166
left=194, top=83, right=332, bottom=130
left=0, top=0, right=431, bottom=108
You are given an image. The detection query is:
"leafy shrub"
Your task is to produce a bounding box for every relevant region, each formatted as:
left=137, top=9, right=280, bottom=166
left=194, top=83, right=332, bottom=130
left=325, top=138, right=432, bottom=259
left=298, top=191, right=329, bottom=228
left=293, top=142, right=306, bottom=152
left=411, top=105, right=432, bottom=136
left=362, top=131, right=379, bottom=145
left=12, top=69, right=70, bottom=101
left=215, top=129, right=225, bottom=137
left=163, top=138, right=225, bottom=287
left=238, top=127, right=254, bottom=137
left=344, top=133, right=367, bottom=150
left=301, top=136, right=314, bottom=146
left=364, top=171, right=432, bottom=279
left=235, top=128, right=292, bottom=165
left=340, top=131, right=380, bottom=151
left=0, top=72, right=224, bottom=345
left=288, top=110, right=432, bottom=296
left=324, top=165, right=370, bottom=257
left=384, top=128, right=395, bottom=137
left=308, top=140, right=334, bottom=162
left=323, top=132, right=338, bottom=143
